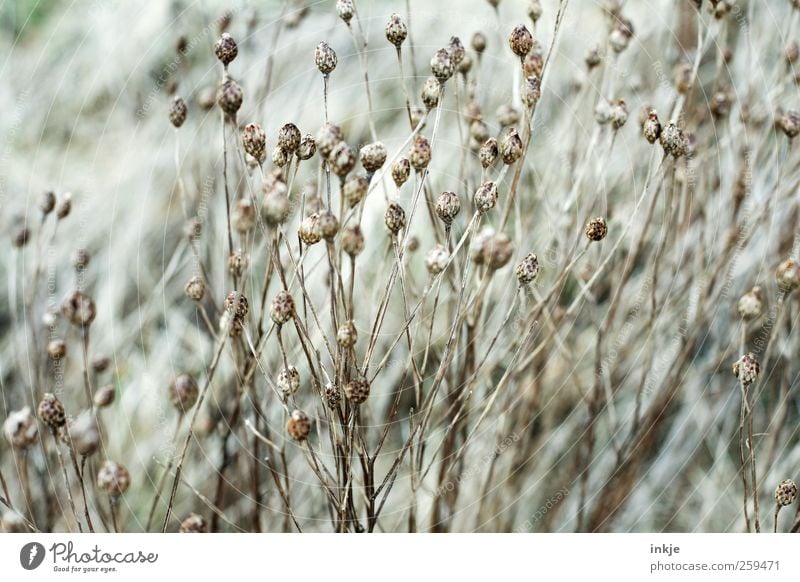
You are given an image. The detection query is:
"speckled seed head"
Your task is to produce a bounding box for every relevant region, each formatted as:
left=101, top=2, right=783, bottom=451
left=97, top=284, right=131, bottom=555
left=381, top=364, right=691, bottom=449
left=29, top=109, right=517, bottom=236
left=318, top=210, right=339, bottom=240
left=228, top=250, right=249, bottom=277
left=422, top=77, right=441, bottom=110
left=216, top=79, right=243, bottom=118
left=448, top=36, right=466, bottom=65
left=509, top=24, right=534, bottom=58
left=47, top=339, right=67, bottom=360
left=342, top=225, right=365, bottom=256
left=316, top=123, right=342, bottom=158
left=775, top=479, right=798, bottom=506
left=270, top=290, right=295, bottom=325
left=409, top=135, right=432, bottom=170
left=737, top=286, right=763, bottom=320
left=585, top=46, right=602, bottom=69
left=38, top=393, right=65, bottom=429
left=430, top=48, right=455, bottom=83
left=179, top=513, right=209, bottom=533
left=277, top=123, right=301, bottom=154
left=643, top=109, right=661, bottom=144
left=528, top=0, right=543, bottom=21
left=474, top=181, right=499, bottom=214
left=482, top=232, right=514, bottom=270
left=224, top=291, right=249, bottom=320
left=169, top=96, right=187, bottom=128
left=584, top=217, right=608, bottom=242
left=384, top=203, right=406, bottom=235
left=299, top=213, right=323, bottom=245
left=214, top=33, right=238, bottom=66
left=776, top=258, right=800, bottom=291
left=287, top=409, right=311, bottom=441
left=315, top=42, right=337, bottom=75
left=344, top=378, right=370, bottom=404
left=435, top=191, right=461, bottom=225
left=522, top=75, right=541, bottom=108
left=65, top=411, right=101, bottom=456
left=385, top=13, right=408, bottom=47
left=325, top=383, right=341, bottom=408
left=278, top=365, right=300, bottom=397
left=479, top=138, right=499, bottom=168
left=610, top=99, right=628, bottom=130
left=516, top=253, right=540, bottom=285
left=328, top=141, right=356, bottom=177
left=343, top=174, right=369, bottom=208
left=659, top=122, right=687, bottom=158
left=232, top=198, right=257, bottom=233
left=337, top=320, right=358, bottom=348
left=3, top=407, right=38, bottom=449
left=779, top=110, right=800, bottom=139
left=732, top=352, right=760, bottom=386
left=472, top=31, right=487, bottom=54
left=497, top=104, right=520, bottom=127
left=392, top=157, right=411, bottom=187
left=336, top=0, right=354, bottom=23
left=297, top=134, right=316, bottom=160
left=262, top=191, right=291, bottom=225
left=169, top=373, right=199, bottom=412
left=272, top=145, right=290, bottom=168
left=94, top=385, right=115, bottom=408
left=360, top=142, right=387, bottom=173
left=425, top=244, right=450, bottom=275
left=242, top=123, right=266, bottom=163
left=500, top=128, right=523, bottom=164
left=97, top=460, right=130, bottom=496
left=61, top=291, right=96, bottom=327
left=40, top=190, right=56, bottom=215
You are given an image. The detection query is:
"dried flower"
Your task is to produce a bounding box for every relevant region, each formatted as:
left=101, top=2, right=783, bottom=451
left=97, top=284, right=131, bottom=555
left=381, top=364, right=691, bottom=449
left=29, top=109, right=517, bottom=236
left=228, top=249, right=249, bottom=277
left=584, top=217, right=608, bottom=242
left=242, top=123, right=266, bottom=162
left=169, top=96, right=187, bottom=128
left=343, top=174, right=369, bottom=207
left=336, top=0, right=354, bottom=23
left=299, top=213, right=323, bottom=245
left=287, top=409, right=311, bottom=441
left=297, top=134, right=317, bottom=160
left=64, top=411, right=101, bottom=456
left=344, top=378, right=370, bottom=404
left=277, top=123, right=301, bottom=153
left=272, top=145, right=290, bottom=167
left=315, top=42, right=337, bottom=75
left=225, top=291, right=249, bottom=320
left=47, top=339, right=67, bottom=360
left=422, top=77, right=441, bottom=110
left=660, top=122, right=687, bottom=158
left=94, top=385, right=115, bottom=408
left=737, top=286, right=763, bottom=320
left=97, top=460, right=130, bottom=496
left=776, top=258, right=800, bottom=291
left=528, top=0, right=543, bottom=22
left=61, top=291, right=96, bottom=327
left=56, top=193, right=72, bottom=220
left=232, top=199, right=257, bottom=233
left=3, top=408, right=38, bottom=449
left=337, top=320, right=358, bottom=348
left=610, top=99, right=628, bottom=130
left=278, top=366, right=300, bottom=397
left=509, top=24, right=534, bottom=58
left=270, top=290, right=295, bottom=325
left=435, top=191, right=461, bottom=225
left=516, top=253, right=540, bottom=285
left=643, top=109, right=661, bottom=144
left=779, top=110, right=800, bottom=139
left=214, top=33, right=238, bottom=66
left=448, top=36, right=465, bottom=65
left=38, top=393, right=66, bottom=429
left=385, top=14, right=408, bottom=47
left=430, top=48, right=455, bottom=83
left=325, top=383, right=341, bottom=409
left=479, top=138, right=499, bottom=168
left=482, top=232, right=513, bottom=270
left=523, top=75, right=541, bottom=108
left=500, top=128, right=523, bottom=164
left=497, top=104, right=520, bottom=127
left=474, top=181, right=498, bottom=214
left=262, top=191, right=291, bottom=225
left=425, top=244, right=450, bottom=274
left=179, top=513, right=209, bottom=533
left=472, top=31, right=487, bottom=54
left=384, top=203, right=406, bottom=235
left=409, top=135, right=432, bottom=170
left=217, top=78, right=243, bottom=118
left=342, top=225, right=365, bottom=256
left=732, top=352, right=760, bottom=386
left=585, top=46, right=602, bottom=69
left=360, top=142, right=387, bottom=173
left=328, top=141, right=356, bottom=176
left=775, top=479, right=797, bottom=506
left=392, top=157, right=411, bottom=187
left=318, top=210, right=339, bottom=240
left=169, top=374, right=199, bottom=412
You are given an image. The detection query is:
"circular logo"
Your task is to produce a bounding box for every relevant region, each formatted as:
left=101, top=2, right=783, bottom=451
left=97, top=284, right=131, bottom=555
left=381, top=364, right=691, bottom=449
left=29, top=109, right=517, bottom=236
left=19, top=542, right=45, bottom=570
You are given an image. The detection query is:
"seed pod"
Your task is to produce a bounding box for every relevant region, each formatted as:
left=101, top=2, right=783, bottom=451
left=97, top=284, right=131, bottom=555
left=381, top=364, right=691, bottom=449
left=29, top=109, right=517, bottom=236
left=642, top=109, right=661, bottom=144
left=214, top=33, right=238, bottom=66
left=384, top=203, right=406, bottom=235
left=775, top=479, right=797, bottom=506
left=40, top=190, right=56, bottom=215
left=660, top=122, right=687, bottom=158
left=336, top=0, right=354, bottom=23
left=97, top=460, right=130, bottom=496
left=435, top=191, right=461, bottom=225
left=733, top=352, right=760, bottom=385
left=344, top=378, right=370, bottom=404
left=360, top=142, right=387, bottom=173
left=325, top=383, right=341, bottom=409
left=674, top=61, right=693, bottom=94
left=328, top=141, right=356, bottom=177
left=169, top=374, right=199, bottom=412
left=272, top=145, right=289, bottom=167
left=38, top=393, right=66, bottom=429
left=779, top=110, right=800, bottom=139
left=242, top=123, right=266, bottom=162
left=516, top=253, right=540, bottom=285
left=278, top=366, right=300, bottom=397
left=500, top=128, right=523, bottom=164
left=479, top=138, right=499, bottom=168
left=474, top=181, right=498, bottom=214
left=470, top=119, right=490, bottom=143
left=470, top=227, right=495, bottom=265
left=56, top=193, right=72, bottom=220
left=496, top=104, right=520, bottom=127
left=610, top=99, right=628, bottom=130
left=217, top=78, right=243, bottom=118
left=287, top=409, right=311, bottom=441
left=180, top=513, right=209, bottom=533
left=71, top=248, right=90, bottom=271
left=785, top=41, right=799, bottom=65
left=522, top=75, right=541, bottom=108
left=315, top=42, right=337, bottom=75
left=344, top=174, right=369, bottom=207
left=471, top=31, right=487, bottom=54
left=224, top=291, right=249, bottom=320
left=65, top=411, right=101, bottom=456
left=299, top=213, right=322, bottom=245
left=277, top=123, right=301, bottom=154
left=585, top=46, right=602, bottom=69
left=46, top=339, right=66, bottom=360
left=409, top=135, right=432, bottom=170
left=12, top=226, right=29, bottom=248
left=92, top=354, right=111, bottom=373
left=270, top=290, right=295, bottom=325
left=448, top=36, right=465, bottom=65
left=318, top=210, right=339, bottom=240
left=61, top=291, right=96, bottom=327
left=710, top=90, right=731, bottom=118
left=297, top=134, right=316, bottom=160
left=342, top=225, right=365, bottom=256
left=421, top=77, right=441, bottom=110
left=392, top=157, right=411, bottom=187
left=169, top=96, right=187, bottom=128
left=316, top=123, right=342, bottom=158
left=3, top=407, right=38, bottom=449
left=482, top=232, right=513, bottom=270
left=776, top=258, right=800, bottom=291
left=262, top=191, right=291, bottom=225
left=509, top=24, right=534, bottom=58
left=410, top=106, right=426, bottom=129
left=94, top=385, right=115, bottom=408
left=528, top=0, right=543, bottom=22
left=458, top=53, right=473, bottom=75
left=385, top=13, right=408, bottom=47
left=609, top=16, right=633, bottom=53
left=430, top=48, right=455, bottom=83
left=232, top=198, right=257, bottom=233
left=337, top=320, right=358, bottom=348
left=227, top=249, right=249, bottom=277
left=737, top=286, right=763, bottom=320
left=425, top=244, right=450, bottom=275
left=584, top=217, right=608, bottom=242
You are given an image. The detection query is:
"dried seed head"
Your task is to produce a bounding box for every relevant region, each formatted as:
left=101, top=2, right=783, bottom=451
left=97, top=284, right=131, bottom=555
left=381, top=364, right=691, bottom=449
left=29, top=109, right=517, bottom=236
left=482, top=232, right=514, bottom=270
left=169, top=373, right=199, bottom=412
left=328, top=141, right=357, bottom=177
left=422, top=77, right=441, bottom=110
left=315, top=42, right=337, bottom=75
left=500, top=128, right=524, bottom=164
left=448, top=36, right=466, bottom=66
left=410, top=106, right=426, bottom=129
left=425, top=244, right=450, bottom=275
left=217, top=78, right=243, bottom=118
left=318, top=210, right=340, bottom=240
left=325, top=383, right=341, bottom=409
left=776, top=258, right=800, bottom=291
left=278, top=365, right=301, bottom=397
left=1, top=510, right=27, bottom=533
left=272, top=145, right=290, bottom=167
left=343, top=174, right=369, bottom=207
left=737, top=286, right=763, bottom=320
left=472, top=31, right=487, bottom=54
left=409, top=135, right=432, bottom=171
left=344, top=378, right=370, bottom=404
left=674, top=61, right=693, bottom=94
left=38, top=393, right=66, bottom=429
left=97, top=460, right=130, bottom=496
left=430, top=48, right=455, bottom=83
left=214, top=33, right=238, bottom=66
left=3, top=407, right=38, bottom=449
left=277, top=123, right=301, bottom=153
left=392, top=157, right=411, bottom=187
left=71, top=248, right=90, bottom=271
left=94, top=385, right=115, bottom=408
left=610, top=99, right=628, bottom=130
left=65, top=411, right=101, bottom=456
left=435, top=191, right=461, bottom=225
left=470, top=227, right=495, bottom=264
left=733, top=352, right=760, bottom=385
left=92, top=354, right=111, bottom=373
left=779, top=110, right=800, bottom=139
left=384, top=202, right=406, bottom=235
left=242, top=123, right=266, bottom=162
left=609, top=16, right=633, bottom=53
left=61, top=291, right=96, bottom=327
left=710, top=90, right=732, bottom=118
left=270, top=290, right=295, bottom=325
left=56, top=193, right=72, bottom=220
left=227, top=249, right=249, bottom=277
left=337, top=320, right=358, bottom=348
left=299, top=213, right=323, bottom=245
left=46, top=339, right=66, bottom=360
left=287, top=409, right=311, bottom=441
left=342, top=225, right=365, bottom=256
left=479, top=137, right=499, bottom=168
left=262, top=191, right=291, bottom=225
left=785, top=41, right=799, bottom=64
left=360, top=142, right=387, bottom=173
left=40, top=190, right=56, bottom=215
left=225, top=291, right=249, bottom=320
left=336, top=0, right=354, bottom=23
left=527, top=0, right=543, bottom=22
left=232, top=198, right=257, bottom=233
left=474, top=181, right=499, bottom=214
left=584, top=217, right=608, bottom=242
left=516, top=253, right=540, bottom=285
left=406, top=236, right=420, bottom=253
left=169, top=96, right=187, bottom=128
left=179, top=513, right=209, bottom=533
left=12, top=226, right=29, bottom=248
left=522, top=75, right=541, bottom=108
left=385, top=13, right=408, bottom=47
left=297, top=134, right=317, bottom=160
left=458, top=53, right=473, bottom=75
left=594, top=99, right=612, bottom=125
left=775, top=479, right=798, bottom=506
left=470, top=119, right=490, bottom=143
left=660, top=122, right=687, bottom=158
left=317, top=123, right=343, bottom=158
left=643, top=109, right=662, bottom=144
left=585, top=46, right=602, bottom=69
left=509, top=24, right=534, bottom=58
left=496, top=104, right=520, bottom=127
